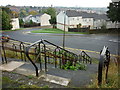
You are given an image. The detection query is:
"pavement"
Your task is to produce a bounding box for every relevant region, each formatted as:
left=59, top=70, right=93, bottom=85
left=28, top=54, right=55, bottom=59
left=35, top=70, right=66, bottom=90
left=1, top=57, right=98, bottom=87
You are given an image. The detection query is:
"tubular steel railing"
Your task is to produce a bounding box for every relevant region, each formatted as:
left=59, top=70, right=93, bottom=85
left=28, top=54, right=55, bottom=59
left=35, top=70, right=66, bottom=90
left=0, top=38, right=30, bottom=64
left=0, top=38, right=92, bottom=77
left=81, top=51, right=92, bottom=64
left=25, top=39, right=92, bottom=77
left=98, top=46, right=110, bottom=86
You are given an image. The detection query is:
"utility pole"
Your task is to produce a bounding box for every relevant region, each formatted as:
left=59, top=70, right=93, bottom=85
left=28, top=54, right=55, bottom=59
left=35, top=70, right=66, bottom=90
left=63, top=11, right=66, bottom=49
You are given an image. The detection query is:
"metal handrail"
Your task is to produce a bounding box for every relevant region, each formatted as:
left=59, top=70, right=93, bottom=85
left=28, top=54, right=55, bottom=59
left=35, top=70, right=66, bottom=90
left=81, top=51, right=92, bottom=64
left=98, top=46, right=110, bottom=86
left=25, top=39, right=92, bottom=77
left=1, top=38, right=30, bottom=63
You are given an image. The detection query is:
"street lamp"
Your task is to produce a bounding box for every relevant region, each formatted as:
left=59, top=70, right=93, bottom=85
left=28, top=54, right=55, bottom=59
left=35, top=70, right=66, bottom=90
left=63, top=11, right=66, bottom=49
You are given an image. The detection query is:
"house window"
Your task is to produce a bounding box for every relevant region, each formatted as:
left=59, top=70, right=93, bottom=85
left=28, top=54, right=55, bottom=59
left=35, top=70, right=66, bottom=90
left=84, top=19, right=86, bottom=22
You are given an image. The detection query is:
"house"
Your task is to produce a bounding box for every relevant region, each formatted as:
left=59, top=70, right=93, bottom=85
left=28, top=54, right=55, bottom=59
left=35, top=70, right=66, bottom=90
left=11, top=18, right=20, bottom=30
left=23, top=13, right=51, bottom=26
left=57, top=10, right=116, bottom=31
left=57, top=10, right=94, bottom=31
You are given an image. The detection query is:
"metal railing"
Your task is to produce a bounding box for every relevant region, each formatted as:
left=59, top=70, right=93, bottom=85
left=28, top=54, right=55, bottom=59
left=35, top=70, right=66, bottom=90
left=98, top=46, right=110, bottom=86
left=0, top=38, right=92, bottom=77
left=81, top=51, right=92, bottom=64
left=25, top=39, right=92, bottom=77
left=0, top=38, right=30, bottom=64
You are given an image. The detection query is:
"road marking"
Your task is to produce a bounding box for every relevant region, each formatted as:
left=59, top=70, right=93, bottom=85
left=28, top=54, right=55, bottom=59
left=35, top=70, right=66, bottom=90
left=5, top=41, right=119, bottom=58
left=109, top=39, right=119, bottom=43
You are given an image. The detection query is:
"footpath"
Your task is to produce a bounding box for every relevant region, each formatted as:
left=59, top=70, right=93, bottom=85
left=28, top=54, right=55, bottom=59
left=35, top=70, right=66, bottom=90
left=1, top=53, right=98, bottom=88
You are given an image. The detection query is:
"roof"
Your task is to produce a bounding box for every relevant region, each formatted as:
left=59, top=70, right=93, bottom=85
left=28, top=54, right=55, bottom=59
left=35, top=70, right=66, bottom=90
left=66, top=10, right=108, bottom=20
left=32, top=13, right=44, bottom=17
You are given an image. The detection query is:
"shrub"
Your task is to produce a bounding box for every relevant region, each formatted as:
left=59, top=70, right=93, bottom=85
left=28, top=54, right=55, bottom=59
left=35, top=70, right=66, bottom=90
left=61, top=61, right=87, bottom=71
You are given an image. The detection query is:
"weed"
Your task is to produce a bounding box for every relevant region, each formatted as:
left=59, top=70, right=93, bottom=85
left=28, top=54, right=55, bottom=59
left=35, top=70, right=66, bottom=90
left=27, top=75, right=34, bottom=79
left=62, top=61, right=86, bottom=71
left=88, top=60, right=118, bottom=88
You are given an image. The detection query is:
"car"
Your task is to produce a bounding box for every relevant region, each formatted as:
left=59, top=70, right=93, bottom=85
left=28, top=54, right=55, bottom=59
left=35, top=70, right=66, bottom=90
left=0, top=33, right=10, bottom=42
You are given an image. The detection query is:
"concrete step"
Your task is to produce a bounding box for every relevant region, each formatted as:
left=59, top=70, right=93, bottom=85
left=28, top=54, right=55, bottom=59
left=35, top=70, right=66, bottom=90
left=1, top=58, right=98, bottom=87
left=0, top=61, right=25, bottom=72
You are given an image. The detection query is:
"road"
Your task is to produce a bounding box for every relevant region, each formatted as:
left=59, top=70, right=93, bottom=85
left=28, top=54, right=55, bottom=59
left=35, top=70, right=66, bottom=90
left=3, top=28, right=119, bottom=55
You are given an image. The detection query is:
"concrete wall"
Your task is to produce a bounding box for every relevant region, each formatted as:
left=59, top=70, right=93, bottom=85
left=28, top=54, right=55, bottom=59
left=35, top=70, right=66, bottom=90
left=40, top=13, right=51, bottom=26
left=11, top=18, right=20, bottom=30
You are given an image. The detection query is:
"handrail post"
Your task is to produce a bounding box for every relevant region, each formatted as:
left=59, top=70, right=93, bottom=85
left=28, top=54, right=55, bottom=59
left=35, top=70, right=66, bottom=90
left=98, top=46, right=110, bottom=86
left=25, top=47, right=39, bottom=77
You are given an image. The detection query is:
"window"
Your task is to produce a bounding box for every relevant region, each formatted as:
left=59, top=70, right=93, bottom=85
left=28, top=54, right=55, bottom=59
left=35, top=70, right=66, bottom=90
left=83, top=19, right=86, bottom=22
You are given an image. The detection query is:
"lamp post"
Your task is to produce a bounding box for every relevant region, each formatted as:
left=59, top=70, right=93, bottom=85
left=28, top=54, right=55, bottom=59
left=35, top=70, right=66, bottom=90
left=63, top=11, right=66, bottom=49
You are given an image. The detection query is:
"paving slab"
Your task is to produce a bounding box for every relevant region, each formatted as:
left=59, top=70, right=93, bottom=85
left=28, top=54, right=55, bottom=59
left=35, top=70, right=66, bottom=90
left=0, top=61, right=24, bottom=72
left=13, top=62, right=39, bottom=76
left=40, top=74, right=71, bottom=86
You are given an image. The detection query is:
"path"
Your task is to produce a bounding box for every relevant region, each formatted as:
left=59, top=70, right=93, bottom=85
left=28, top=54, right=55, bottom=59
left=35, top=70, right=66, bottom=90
left=1, top=58, right=98, bottom=87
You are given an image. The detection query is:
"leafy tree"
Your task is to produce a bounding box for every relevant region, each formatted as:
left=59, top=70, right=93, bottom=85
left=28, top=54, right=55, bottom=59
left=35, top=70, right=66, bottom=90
left=11, top=11, right=19, bottom=18
left=19, top=19, right=24, bottom=27
left=2, top=11, right=12, bottom=30
left=43, top=7, right=57, bottom=25
left=77, top=23, right=82, bottom=32
left=29, top=10, right=38, bottom=15
left=1, top=7, right=12, bottom=16
left=107, top=1, right=120, bottom=22
left=20, top=9, right=28, bottom=18
left=45, top=7, right=56, bottom=18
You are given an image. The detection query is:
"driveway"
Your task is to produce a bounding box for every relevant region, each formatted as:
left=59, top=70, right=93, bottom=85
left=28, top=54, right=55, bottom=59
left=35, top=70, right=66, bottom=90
left=3, top=28, right=119, bottom=55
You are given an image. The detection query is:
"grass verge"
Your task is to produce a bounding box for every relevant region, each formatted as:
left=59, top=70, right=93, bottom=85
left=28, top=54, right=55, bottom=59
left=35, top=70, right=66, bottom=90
left=2, top=76, right=49, bottom=88
left=87, top=59, right=119, bottom=88
left=31, top=28, right=89, bottom=34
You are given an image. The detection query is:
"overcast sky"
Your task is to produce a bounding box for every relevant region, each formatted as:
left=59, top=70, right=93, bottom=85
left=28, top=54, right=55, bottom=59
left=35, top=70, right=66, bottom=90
left=0, top=0, right=112, bottom=7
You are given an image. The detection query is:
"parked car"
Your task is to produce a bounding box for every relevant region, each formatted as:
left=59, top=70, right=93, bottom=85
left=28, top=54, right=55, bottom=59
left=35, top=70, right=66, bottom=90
left=0, top=33, right=10, bottom=42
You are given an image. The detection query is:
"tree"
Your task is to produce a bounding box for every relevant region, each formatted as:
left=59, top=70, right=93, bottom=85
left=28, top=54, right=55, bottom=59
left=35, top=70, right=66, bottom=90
left=107, top=1, right=120, bottom=23
left=19, top=9, right=28, bottom=18
left=45, top=7, right=56, bottom=18
left=11, top=11, right=19, bottom=18
left=2, top=11, right=12, bottom=30
left=19, top=19, right=24, bottom=27
left=77, top=23, right=82, bottom=32
left=1, top=7, right=12, bottom=16
left=43, top=7, right=57, bottom=25
left=29, top=10, right=38, bottom=15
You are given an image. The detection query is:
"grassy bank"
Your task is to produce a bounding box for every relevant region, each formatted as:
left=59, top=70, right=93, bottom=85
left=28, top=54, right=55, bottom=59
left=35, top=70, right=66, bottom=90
left=88, top=58, right=119, bottom=88
left=31, top=28, right=89, bottom=34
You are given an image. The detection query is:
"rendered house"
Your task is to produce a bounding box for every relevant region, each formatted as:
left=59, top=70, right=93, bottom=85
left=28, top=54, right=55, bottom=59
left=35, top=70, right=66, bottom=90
left=57, top=10, right=94, bottom=31
left=57, top=10, right=116, bottom=31
left=11, top=18, right=20, bottom=30
left=23, top=13, right=51, bottom=26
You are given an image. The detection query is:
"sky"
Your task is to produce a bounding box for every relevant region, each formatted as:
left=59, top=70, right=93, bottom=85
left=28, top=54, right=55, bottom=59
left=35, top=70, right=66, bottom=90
left=0, top=0, right=112, bottom=7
